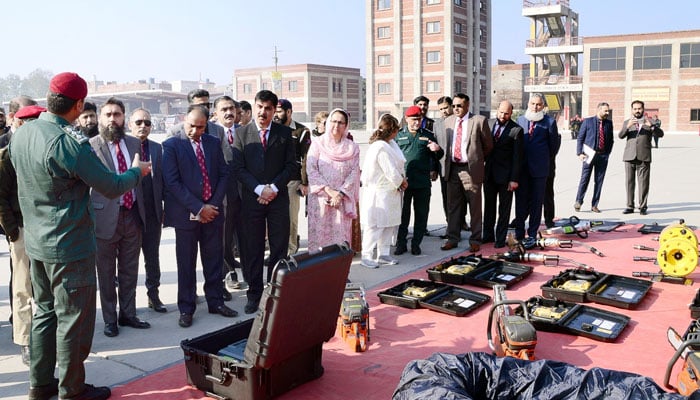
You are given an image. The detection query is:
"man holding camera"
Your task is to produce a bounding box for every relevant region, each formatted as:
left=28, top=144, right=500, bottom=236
left=619, top=100, right=664, bottom=216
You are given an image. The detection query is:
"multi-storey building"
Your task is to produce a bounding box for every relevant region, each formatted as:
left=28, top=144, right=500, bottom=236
left=233, top=64, right=363, bottom=122
left=366, top=0, right=491, bottom=127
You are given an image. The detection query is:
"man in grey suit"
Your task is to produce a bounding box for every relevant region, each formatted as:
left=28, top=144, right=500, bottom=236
left=483, top=100, right=523, bottom=248
left=619, top=100, right=664, bottom=215
left=435, top=93, right=493, bottom=253
left=90, top=98, right=150, bottom=337
left=129, top=108, right=167, bottom=313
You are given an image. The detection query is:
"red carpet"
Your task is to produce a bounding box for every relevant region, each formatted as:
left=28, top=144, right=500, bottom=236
left=111, top=223, right=698, bottom=399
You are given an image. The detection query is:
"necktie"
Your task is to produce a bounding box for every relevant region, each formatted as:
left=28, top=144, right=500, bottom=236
left=195, top=140, right=212, bottom=201
left=227, top=128, right=233, bottom=145
left=141, top=140, right=149, bottom=162
left=453, top=118, right=463, bottom=162
left=598, top=120, right=605, bottom=150
left=494, top=124, right=503, bottom=141
left=528, top=122, right=534, bottom=138
left=260, top=129, right=267, bottom=151
left=114, top=141, right=134, bottom=209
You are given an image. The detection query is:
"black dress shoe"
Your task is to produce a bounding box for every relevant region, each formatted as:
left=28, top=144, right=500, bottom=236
left=640, top=208, right=648, bottom=215
left=622, top=208, right=634, bottom=214
left=481, top=237, right=495, bottom=244
left=118, top=316, right=151, bottom=329
left=222, top=288, right=233, bottom=301
left=440, top=242, right=458, bottom=251
left=148, top=297, right=167, bottom=313
left=68, top=383, right=111, bottom=400
left=244, top=300, right=259, bottom=314
left=394, top=245, right=407, bottom=255
left=28, top=377, right=58, bottom=400
left=411, top=245, right=421, bottom=255
left=103, top=323, right=119, bottom=337
left=178, top=313, right=193, bottom=328
left=208, top=304, right=238, bottom=317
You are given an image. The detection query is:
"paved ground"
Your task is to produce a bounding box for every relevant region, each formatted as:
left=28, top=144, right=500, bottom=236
left=0, top=131, right=698, bottom=399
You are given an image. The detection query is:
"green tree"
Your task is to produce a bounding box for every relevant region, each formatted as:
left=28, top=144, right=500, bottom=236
left=0, top=74, right=22, bottom=103
left=21, top=69, right=52, bottom=99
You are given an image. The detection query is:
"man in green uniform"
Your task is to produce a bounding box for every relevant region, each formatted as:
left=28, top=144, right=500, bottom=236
left=10, top=72, right=151, bottom=400
left=394, top=105, right=444, bottom=256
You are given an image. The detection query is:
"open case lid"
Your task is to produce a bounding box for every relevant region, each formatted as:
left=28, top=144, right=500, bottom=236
left=244, top=243, right=354, bottom=369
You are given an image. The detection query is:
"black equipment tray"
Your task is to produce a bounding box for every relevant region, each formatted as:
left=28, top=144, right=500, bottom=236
left=590, top=220, right=625, bottom=232
left=181, top=243, right=354, bottom=400
left=378, top=279, right=449, bottom=309
left=463, top=260, right=533, bottom=288
left=427, top=255, right=495, bottom=285
left=518, top=296, right=630, bottom=342
left=418, top=286, right=490, bottom=317
left=541, top=269, right=652, bottom=309
left=690, top=289, right=700, bottom=319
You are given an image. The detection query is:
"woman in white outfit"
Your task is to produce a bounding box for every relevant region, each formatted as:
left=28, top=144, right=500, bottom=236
left=360, top=114, right=408, bottom=268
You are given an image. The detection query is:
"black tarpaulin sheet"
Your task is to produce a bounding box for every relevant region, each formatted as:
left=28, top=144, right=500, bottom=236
left=393, top=352, right=700, bottom=400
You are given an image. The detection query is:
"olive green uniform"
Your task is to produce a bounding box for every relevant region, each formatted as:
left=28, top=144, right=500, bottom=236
left=10, top=112, right=141, bottom=398
left=395, top=128, right=443, bottom=250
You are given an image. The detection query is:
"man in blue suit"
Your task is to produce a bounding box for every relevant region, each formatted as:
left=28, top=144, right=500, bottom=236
left=574, top=102, right=614, bottom=213
left=162, top=104, right=238, bottom=328
left=515, top=94, right=561, bottom=248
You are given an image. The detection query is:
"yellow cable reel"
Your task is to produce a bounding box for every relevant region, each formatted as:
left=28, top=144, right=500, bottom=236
left=657, top=220, right=699, bottom=277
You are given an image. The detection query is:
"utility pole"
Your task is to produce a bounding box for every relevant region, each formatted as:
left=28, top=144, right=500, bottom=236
left=272, top=45, right=283, bottom=96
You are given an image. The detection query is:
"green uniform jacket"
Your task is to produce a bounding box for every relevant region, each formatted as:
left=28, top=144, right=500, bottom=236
left=9, top=112, right=141, bottom=263
left=395, top=127, right=444, bottom=189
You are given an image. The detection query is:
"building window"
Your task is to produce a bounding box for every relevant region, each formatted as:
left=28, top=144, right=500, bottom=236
left=454, top=51, right=462, bottom=64
left=377, top=26, right=390, bottom=39
left=426, top=80, right=441, bottom=93
left=262, top=82, right=269, bottom=90
left=633, top=44, right=672, bottom=70
left=454, top=81, right=462, bottom=93
left=378, top=54, right=391, bottom=66
left=454, top=0, right=462, bottom=5
left=378, top=83, right=391, bottom=94
left=426, top=51, right=441, bottom=63
left=691, top=109, right=700, bottom=122
left=288, top=80, right=297, bottom=92
left=590, top=47, right=626, bottom=71
left=681, top=43, right=700, bottom=68
left=333, top=79, right=343, bottom=93
left=427, top=0, right=440, bottom=4
left=426, top=21, right=440, bottom=34
left=454, top=22, right=462, bottom=35
left=377, top=0, right=390, bottom=10
left=242, top=83, right=252, bottom=94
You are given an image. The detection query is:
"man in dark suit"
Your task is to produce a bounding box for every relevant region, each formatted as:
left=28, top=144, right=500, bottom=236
left=163, top=105, right=238, bottom=328
left=90, top=97, right=150, bottom=337
left=232, top=90, right=297, bottom=314
left=483, top=100, right=523, bottom=248
left=574, top=102, right=614, bottom=213
left=515, top=94, right=561, bottom=248
left=619, top=100, right=664, bottom=215
left=128, top=108, right=167, bottom=313
left=435, top=93, right=492, bottom=253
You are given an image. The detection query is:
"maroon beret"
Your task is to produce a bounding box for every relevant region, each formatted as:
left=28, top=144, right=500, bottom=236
left=15, top=105, right=46, bottom=120
left=405, top=105, right=422, bottom=118
left=277, top=99, right=292, bottom=111
left=49, top=72, right=88, bottom=100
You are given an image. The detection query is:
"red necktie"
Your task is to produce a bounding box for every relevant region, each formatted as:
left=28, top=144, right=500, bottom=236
left=494, top=125, right=503, bottom=141
left=195, top=140, right=212, bottom=201
left=227, top=128, right=233, bottom=145
left=260, top=129, right=267, bottom=151
left=453, top=118, right=463, bottom=161
left=114, top=141, right=134, bottom=209
left=598, top=120, right=605, bottom=150
left=528, top=122, right=534, bottom=138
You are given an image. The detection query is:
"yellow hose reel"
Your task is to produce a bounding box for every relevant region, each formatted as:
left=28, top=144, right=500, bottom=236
left=657, top=220, right=699, bottom=277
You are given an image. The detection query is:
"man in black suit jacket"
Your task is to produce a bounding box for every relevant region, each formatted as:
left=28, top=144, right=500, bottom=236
left=483, top=100, right=524, bottom=248
left=162, top=105, right=238, bottom=328
left=232, top=90, right=297, bottom=314
left=128, top=108, right=167, bottom=313
left=574, top=102, right=614, bottom=213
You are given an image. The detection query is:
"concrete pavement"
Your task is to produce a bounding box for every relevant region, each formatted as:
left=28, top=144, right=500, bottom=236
left=0, top=131, right=699, bottom=399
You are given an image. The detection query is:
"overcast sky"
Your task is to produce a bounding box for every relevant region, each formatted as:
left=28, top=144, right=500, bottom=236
left=1, top=0, right=696, bottom=85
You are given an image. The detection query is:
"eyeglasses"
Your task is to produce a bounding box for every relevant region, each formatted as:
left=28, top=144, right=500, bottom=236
left=134, top=120, right=152, bottom=127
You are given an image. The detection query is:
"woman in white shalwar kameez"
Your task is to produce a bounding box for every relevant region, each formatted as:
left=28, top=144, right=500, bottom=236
left=360, top=114, right=408, bottom=268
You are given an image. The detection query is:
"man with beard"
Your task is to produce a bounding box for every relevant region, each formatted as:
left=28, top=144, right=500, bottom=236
left=515, top=93, right=561, bottom=248
left=90, top=97, right=150, bottom=337
left=129, top=108, right=167, bottom=313
left=574, top=102, right=614, bottom=213
left=274, top=99, right=310, bottom=256
left=77, top=101, right=98, bottom=138
left=214, top=96, right=245, bottom=291
left=239, top=100, right=252, bottom=126
left=0, top=107, right=7, bottom=134
left=619, top=100, right=664, bottom=215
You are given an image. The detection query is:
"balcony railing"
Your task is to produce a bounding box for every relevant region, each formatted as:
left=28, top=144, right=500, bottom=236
left=523, top=0, right=570, bottom=8
left=525, top=36, right=583, bottom=48
left=525, top=75, right=583, bottom=86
